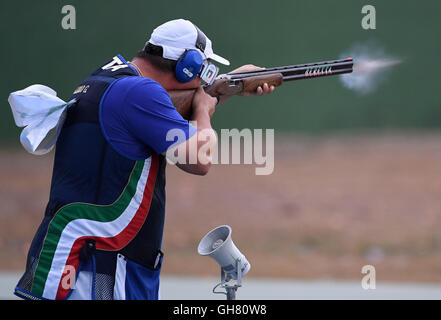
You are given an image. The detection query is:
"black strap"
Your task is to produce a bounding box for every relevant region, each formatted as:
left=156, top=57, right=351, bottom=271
left=80, top=239, right=96, bottom=262
left=193, top=24, right=206, bottom=53
left=120, top=245, right=164, bottom=270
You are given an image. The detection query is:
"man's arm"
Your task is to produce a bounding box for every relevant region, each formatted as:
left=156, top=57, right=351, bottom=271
left=169, top=86, right=218, bottom=175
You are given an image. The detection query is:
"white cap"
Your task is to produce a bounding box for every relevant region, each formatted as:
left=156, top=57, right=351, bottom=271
left=147, top=19, right=230, bottom=66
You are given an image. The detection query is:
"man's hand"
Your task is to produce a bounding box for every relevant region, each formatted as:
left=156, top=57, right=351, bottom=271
left=192, top=85, right=218, bottom=118
left=228, top=64, right=276, bottom=96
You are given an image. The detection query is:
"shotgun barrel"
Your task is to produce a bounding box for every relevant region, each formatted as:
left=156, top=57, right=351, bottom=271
left=227, top=57, right=353, bottom=81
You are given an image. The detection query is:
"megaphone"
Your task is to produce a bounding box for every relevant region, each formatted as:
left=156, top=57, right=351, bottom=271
left=198, top=225, right=250, bottom=279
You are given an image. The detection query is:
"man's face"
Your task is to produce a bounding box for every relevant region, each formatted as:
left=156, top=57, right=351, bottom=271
left=172, top=76, right=202, bottom=90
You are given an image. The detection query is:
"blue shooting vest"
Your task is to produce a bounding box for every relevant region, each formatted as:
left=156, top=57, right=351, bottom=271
left=15, top=55, right=167, bottom=300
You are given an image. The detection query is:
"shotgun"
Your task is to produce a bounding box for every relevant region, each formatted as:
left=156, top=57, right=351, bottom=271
left=169, top=57, right=354, bottom=119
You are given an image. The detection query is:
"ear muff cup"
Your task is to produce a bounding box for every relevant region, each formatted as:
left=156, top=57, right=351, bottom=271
left=175, top=50, right=204, bottom=83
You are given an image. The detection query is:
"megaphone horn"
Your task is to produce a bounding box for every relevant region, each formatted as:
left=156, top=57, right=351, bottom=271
left=198, top=225, right=250, bottom=278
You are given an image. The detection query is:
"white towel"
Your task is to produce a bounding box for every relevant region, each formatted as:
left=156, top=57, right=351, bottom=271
left=8, top=84, right=75, bottom=155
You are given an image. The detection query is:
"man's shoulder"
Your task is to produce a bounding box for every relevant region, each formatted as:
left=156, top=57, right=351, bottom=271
left=112, top=76, right=167, bottom=96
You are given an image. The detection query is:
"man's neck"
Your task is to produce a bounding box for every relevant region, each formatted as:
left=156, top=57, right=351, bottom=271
left=130, top=58, right=174, bottom=90
left=131, top=57, right=202, bottom=91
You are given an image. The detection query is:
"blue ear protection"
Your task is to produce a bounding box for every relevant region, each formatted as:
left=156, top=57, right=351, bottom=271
left=175, top=50, right=204, bottom=83
left=175, top=24, right=207, bottom=83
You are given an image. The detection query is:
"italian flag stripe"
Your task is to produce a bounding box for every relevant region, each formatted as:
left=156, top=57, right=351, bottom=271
left=32, top=155, right=158, bottom=299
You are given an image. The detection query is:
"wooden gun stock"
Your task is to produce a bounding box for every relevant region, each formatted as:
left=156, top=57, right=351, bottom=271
left=168, top=89, right=196, bottom=120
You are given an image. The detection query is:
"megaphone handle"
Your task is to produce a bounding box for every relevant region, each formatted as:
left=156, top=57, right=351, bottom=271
left=220, top=259, right=243, bottom=300
left=236, top=258, right=242, bottom=286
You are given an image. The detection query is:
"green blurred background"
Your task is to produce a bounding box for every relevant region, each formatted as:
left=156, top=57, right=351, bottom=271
left=1, top=1, right=441, bottom=289
left=1, top=0, right=440, bottom=145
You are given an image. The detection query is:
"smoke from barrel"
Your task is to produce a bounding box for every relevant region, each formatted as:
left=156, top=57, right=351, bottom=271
left=340, top=42, right=402, bottom=94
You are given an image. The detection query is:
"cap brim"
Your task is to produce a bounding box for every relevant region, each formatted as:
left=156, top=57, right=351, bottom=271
left=209, top=53, right=230, bottom=66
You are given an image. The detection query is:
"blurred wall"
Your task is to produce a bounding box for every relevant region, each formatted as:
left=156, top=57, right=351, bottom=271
left=1, top=0, right=440, bottom=144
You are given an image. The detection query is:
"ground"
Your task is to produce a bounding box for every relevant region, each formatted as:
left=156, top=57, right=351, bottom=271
left=1, top=132, right=441, bottom=283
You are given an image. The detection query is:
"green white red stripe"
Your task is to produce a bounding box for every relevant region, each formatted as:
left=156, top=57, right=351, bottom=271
left=31, top=155, right=158, bottom=299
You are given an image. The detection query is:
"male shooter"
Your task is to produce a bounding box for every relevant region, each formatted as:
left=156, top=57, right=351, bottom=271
left=14, top=18, right=274, bottom=300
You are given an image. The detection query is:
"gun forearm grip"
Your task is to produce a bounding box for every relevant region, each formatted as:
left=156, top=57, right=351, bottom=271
left=242, top=73, right=284, bottom=92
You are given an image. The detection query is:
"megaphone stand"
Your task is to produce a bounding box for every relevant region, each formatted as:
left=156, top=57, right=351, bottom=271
left=217, top=258, right=243, bottom=300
